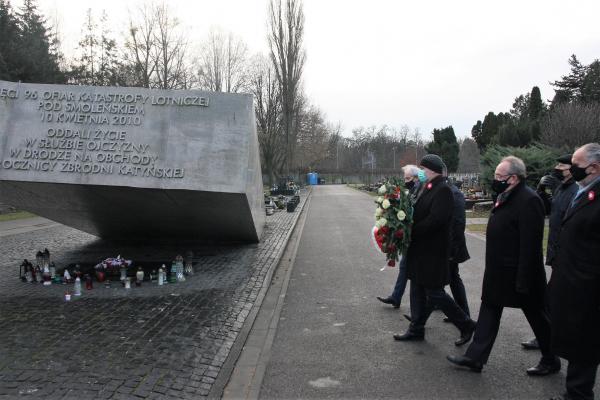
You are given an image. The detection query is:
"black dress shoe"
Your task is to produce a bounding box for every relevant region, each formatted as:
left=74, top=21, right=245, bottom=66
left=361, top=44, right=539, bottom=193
left=521, top=338, right=540, bottom=350
left=393, top=331, right=424, bottom=341
left=446, top=354, right=483, bottom=373
left=376, top=296, right=400, bottom=308
left=455, top=320, right=476, bottom=346
left=403, top=314, right=412, bottom=322
left=526, top=359, right=561, bottom=376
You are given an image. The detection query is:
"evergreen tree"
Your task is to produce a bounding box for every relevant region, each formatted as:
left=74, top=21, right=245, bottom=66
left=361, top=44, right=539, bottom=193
left=471, top=120, right=483, bottom=149
left=528, top=86, right=545, bottom=120
left=551, top=54, right=586, bottom=101
left=479, top=112, right=499, bottom=150
left=70, top=9, right=122, bottom=86
left=0, top=0, right=20, bottom=80
left=510, top=93, right=530, bottom=120
left=425, top=126, right=459, bottom=172
left=15, top=0, right=64, bottom=83
left=580, top=60, right=600, bottom=103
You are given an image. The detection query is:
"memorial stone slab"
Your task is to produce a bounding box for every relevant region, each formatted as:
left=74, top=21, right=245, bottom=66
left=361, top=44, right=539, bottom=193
left=0, top=80, right=265, bottom=242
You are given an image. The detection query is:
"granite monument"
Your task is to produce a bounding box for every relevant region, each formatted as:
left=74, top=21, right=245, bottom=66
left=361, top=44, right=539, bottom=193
left=0, top=80, right=265, bottom=242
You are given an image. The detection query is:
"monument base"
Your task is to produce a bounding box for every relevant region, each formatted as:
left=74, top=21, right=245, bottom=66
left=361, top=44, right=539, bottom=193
left=0, top=181, right=261, bottom=242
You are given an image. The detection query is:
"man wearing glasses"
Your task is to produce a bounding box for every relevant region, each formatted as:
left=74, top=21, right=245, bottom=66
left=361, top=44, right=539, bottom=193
left=447, top=156, right=560, bottom=375
left=548, top=143, right=600, bottom=400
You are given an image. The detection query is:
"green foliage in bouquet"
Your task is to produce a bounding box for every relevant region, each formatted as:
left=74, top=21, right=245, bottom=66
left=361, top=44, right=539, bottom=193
left=373, top=177, right=414, bottom=266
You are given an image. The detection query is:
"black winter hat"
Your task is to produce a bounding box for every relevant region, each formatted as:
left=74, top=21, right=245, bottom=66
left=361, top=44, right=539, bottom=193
left=420, top=154, right=445, bottom=174
left=556, top=153, right=573, bottom=165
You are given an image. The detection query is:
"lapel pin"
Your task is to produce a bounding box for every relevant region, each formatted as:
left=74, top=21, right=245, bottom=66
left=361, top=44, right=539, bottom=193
left=426, top=182, right=432, bottom=190
left=589, top=191, right=595, bottom=201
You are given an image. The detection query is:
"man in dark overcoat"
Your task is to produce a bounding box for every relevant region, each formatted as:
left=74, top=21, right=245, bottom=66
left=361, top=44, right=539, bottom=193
left=521, top=153, right=578, bottom=350
left=394, top=154, right=475, bottom=346
left=548, top=143, right=600, bottom=400
left=445, top=166, right=471, bottom=318
left=447, top=156, right=560, bottom=374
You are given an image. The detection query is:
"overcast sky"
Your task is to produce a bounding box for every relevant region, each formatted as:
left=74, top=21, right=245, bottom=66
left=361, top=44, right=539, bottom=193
left=30, top=0, right=600, bottom=139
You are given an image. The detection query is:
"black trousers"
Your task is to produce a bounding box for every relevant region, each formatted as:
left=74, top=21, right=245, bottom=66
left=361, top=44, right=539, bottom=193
left=408, top=281, right=471, bottom=335
left=565, top=361, right=598, bottom=400
left=465, top=301, right=554, bottom=364
left=448, top=261, right=470, bottom=317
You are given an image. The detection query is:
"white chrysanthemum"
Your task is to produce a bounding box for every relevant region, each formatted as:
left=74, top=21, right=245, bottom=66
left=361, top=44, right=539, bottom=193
left=375, top=208, right=383, bottom=217
left=376, top=217, right=388, bottom=228
left=378, top=184, right=387, bottom=194
left=376, top=196, right=384, bottom=204
left=382, top=199, right=391, bottom=209
left=397, top=210, right=406, bottom=221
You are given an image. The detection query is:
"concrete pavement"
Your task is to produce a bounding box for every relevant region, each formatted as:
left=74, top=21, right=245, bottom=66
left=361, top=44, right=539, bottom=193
left=232, top=185, right=597, bottom=399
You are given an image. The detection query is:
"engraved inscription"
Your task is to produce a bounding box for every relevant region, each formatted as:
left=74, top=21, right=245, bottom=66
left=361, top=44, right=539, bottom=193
left=0, top=84, right=211, bottom=180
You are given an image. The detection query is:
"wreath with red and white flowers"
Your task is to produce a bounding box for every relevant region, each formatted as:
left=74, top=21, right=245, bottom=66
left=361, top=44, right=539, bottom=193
left=372, top=177, right=414, bottom=267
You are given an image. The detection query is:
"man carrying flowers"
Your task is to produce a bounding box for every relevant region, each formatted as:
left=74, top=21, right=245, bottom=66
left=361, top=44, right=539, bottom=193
left=394, top=154, right=476, bottom=347
left=376, top=164, right=425, bottom=308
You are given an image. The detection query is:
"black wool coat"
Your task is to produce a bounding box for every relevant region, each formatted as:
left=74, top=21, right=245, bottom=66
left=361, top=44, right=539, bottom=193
left=549, top=179, right=600, bottom=363
left=481, top=181, right=547, bottom=308
left=449, top=183, right=470, bottom=264
left=545, top=179, right=578, bottom=266
left=406, top=175, right=454, bottom=288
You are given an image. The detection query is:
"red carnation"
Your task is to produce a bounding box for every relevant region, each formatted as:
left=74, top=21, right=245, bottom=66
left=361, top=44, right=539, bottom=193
left=387, top=259, right=396, bottom=267
left=394, top=229, right=404, bottom=239
left=387, top=244, right=397, bottom=253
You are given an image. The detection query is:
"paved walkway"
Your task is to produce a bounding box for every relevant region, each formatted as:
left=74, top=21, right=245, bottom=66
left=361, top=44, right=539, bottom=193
left=0, top=191, right=308, bottom=399
left=248, top=185, right=596, bottom=399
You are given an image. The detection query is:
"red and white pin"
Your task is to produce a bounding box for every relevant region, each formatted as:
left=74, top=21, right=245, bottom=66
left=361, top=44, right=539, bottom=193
left=589, top=191, right=595, bottom=201
left=426, top=182, right=433, bottom=190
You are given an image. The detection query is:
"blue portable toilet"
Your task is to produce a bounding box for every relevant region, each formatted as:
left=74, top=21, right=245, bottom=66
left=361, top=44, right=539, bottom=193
left=307, top=172, right=318, bottom=185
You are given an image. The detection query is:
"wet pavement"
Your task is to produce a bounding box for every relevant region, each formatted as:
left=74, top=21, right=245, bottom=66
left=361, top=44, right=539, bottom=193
left=258, top=185, right=597, bottom=399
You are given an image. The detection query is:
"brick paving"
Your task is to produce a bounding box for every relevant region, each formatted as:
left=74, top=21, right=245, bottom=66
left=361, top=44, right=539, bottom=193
left=0, top=190, right=308, bottom=399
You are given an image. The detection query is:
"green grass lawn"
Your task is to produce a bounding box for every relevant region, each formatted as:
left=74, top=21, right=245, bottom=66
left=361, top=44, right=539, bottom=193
left=0, top=211, right=37, bottom=222
left=466, top=210, right=491, bottom=218
left=467, top=223, right=550, bottom=254
left=347, top=184, right=378, bottom=196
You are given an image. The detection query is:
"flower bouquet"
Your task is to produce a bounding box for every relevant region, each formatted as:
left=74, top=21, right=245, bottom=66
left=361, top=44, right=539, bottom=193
left=94, top=255, right=133, bottom=279
left=372, top=177, right=414, bottom=268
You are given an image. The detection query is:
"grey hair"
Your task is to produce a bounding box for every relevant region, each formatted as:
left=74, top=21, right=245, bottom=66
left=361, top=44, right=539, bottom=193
left=402, top=164, right=421, bottom=177
left=580, top=142, right=600, bottom=163
left=500, top=156, right=527, bottom=179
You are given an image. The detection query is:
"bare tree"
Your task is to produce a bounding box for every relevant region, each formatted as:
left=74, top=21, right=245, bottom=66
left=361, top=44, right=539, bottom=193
left=124, top=3, right=156, bottom=88
left=123, top=2, right=192, bottom=89
left=267, top=0, right=306, bottom=176
left=197, top=28, right=248, bottom=92
left=457, top=137, right=481, bottom=173
left=295, top=104, right=331, bottom=171
left=248, top=54, right=283, bottom=186
left=70, top=9, right=121, bottom=86
left=153, top=3, right=192, bottom=89
left=541, top=102, right=600, bottom=149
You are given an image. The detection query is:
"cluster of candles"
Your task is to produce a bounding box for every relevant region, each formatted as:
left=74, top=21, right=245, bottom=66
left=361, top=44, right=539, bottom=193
left=19, top=249, right=55, bottom=285
left=19, top=251, right=196, bottom=301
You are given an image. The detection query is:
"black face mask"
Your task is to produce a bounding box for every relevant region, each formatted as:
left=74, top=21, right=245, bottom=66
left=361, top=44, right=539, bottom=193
left=570, top=164, right=591, bottom=182
left=551, top=169, right=564, bottom=181
left=491, top=177, right=511, bottom=194
left=405, top=180, right=415, bottom=190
